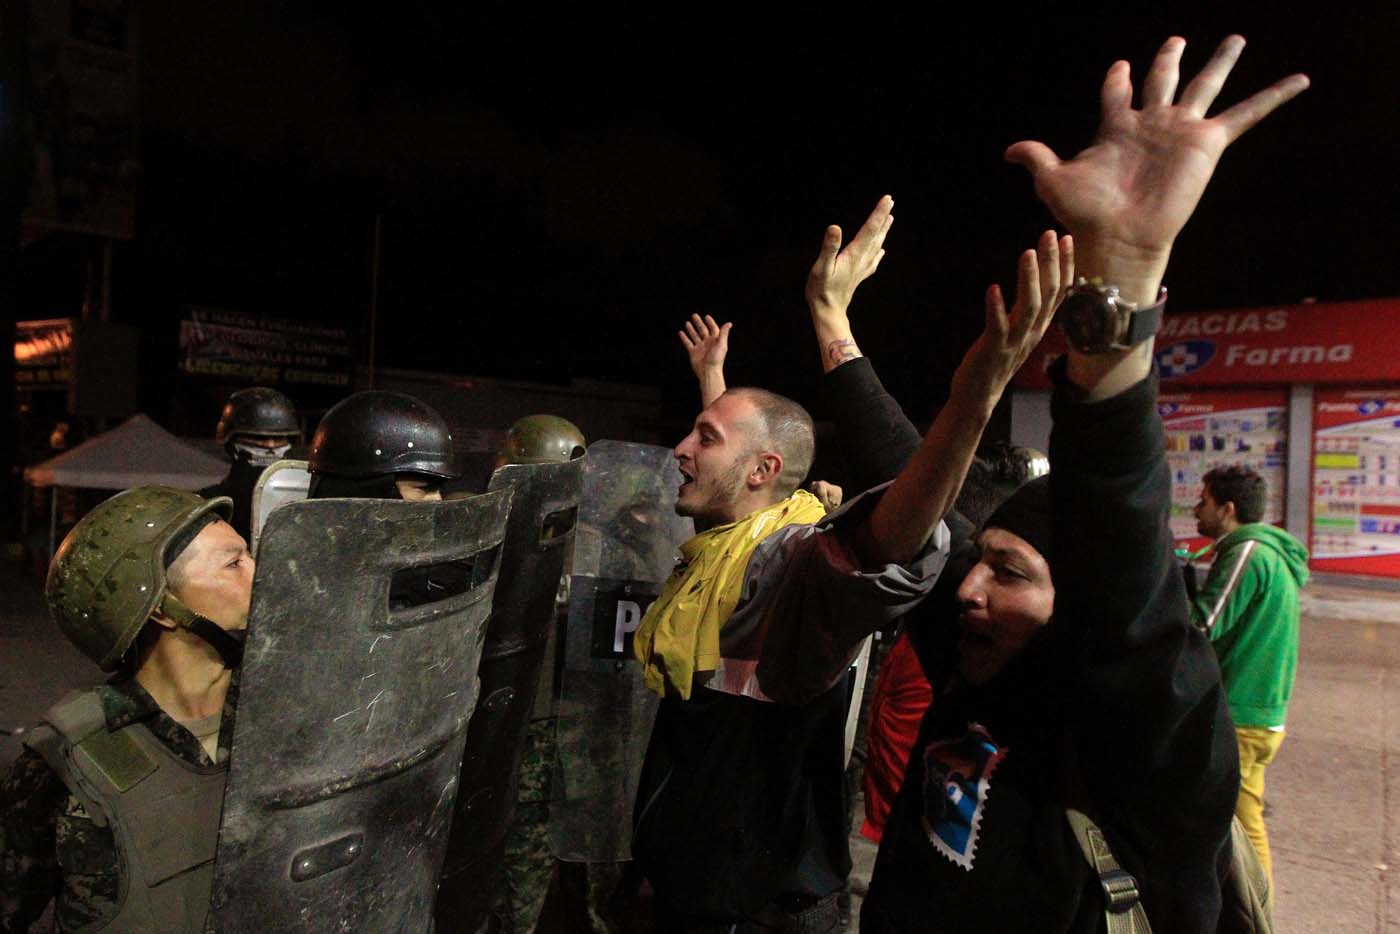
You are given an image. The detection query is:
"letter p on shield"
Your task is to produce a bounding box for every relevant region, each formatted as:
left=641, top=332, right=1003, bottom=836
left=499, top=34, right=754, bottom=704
left=615, top=600, right=643, bottom=653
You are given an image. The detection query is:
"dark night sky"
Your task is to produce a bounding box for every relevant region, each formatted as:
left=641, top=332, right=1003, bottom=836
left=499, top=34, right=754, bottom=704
left=24, top=4, right=1400, bottom=424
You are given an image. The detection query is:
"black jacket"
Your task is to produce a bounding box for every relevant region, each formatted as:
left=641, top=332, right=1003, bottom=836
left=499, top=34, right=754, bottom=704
left=825, top=357, right=1237, bottom=933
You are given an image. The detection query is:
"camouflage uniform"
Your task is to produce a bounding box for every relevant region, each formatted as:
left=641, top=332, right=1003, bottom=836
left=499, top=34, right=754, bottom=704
left=499, top=717, right=557, bottom=933
left=501, top=719, right=628, bottom=934
left=0, top=679, right=235, bottom=932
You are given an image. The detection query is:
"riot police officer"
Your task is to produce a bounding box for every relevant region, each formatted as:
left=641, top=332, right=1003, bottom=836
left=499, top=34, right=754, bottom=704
left=307, top=390, right=459, bottom=502
left=201, top=387, right=301, bottom=541
left=489, top=415, right=591, bottom=934
left=308, top=390, right=463, bottom=608
left=1, top=488, right=251, bottom=932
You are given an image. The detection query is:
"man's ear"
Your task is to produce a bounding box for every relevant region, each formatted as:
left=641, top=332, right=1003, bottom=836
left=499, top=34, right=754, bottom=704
left=1221, top=500, right=1238, bottom=521
left=748, top=452, right=784, bottom=490
left=148, top=609, right=179, bottom=632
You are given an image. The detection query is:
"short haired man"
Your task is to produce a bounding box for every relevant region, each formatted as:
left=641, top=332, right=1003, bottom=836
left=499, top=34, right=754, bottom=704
left=1193, top=464, right=1309, bottom=882
left=1, top=488, right=252, bottom=932
left=630, top=215, right=1068, bottom=930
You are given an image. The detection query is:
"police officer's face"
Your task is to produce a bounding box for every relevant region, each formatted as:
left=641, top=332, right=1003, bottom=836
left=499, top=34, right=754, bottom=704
left=169, top=520, right=256, bottom=631
left=673, top=394, right=759, bottom=525
left=395, top=478, right=443, bottom=502
left=955, top=528, right=1055, bottom=685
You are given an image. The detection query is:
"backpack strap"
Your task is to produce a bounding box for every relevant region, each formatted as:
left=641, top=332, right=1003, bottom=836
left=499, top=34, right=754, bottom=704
left=1066, top=808, right=1153, bottom=934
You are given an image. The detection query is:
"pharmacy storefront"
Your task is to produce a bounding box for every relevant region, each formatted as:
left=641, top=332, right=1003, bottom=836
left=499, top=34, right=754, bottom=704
left=1010, top=299, right=1400, bottom=580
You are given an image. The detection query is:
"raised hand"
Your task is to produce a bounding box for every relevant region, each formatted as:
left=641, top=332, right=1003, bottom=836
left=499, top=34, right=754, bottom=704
left=859, top=232, right=1073, bottom=568
left=679, top=313, right=731, bottom=407
left=952, top=230, right=1074, bottom=402
left=805, top=194, right=894, bottom=315
left=1005, top=36, right=1308, bottom=297
left=806, top=195, right=894, bottom=373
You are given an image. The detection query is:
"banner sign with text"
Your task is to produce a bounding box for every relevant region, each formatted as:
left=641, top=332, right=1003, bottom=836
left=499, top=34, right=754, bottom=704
left=178, top=308, right=353, bottom=389
left=1014, top=299, right=1400, bottom=390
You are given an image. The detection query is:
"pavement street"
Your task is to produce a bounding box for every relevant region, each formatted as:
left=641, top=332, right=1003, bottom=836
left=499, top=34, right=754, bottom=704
left=2, top=563, right=1397, bottom=931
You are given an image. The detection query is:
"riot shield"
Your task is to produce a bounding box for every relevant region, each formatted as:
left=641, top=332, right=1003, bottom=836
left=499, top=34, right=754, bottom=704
left=435, top=456, right=583, bottom=932
left=205, top=491, right=513, bottom=934
left=248, top=459, right=310, bottom=556
left=550, top=441, right=693, bottom=862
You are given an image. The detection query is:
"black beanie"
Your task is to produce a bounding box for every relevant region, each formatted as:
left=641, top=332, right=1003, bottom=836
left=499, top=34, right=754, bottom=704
left=982, top=475, right=1052, bottom=560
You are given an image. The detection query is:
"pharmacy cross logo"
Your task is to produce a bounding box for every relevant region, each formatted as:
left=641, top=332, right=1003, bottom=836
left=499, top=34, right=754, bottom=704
left=1157, top=341, right=1216, bottom=379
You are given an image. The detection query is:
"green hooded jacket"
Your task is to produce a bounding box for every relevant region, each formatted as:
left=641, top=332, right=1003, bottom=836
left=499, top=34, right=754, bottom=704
left=1191, top=523, right=1310, bottom=728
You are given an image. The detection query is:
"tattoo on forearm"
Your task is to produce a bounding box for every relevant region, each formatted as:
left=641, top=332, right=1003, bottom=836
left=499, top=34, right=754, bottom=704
left=827, top=339, right=861, bottom=365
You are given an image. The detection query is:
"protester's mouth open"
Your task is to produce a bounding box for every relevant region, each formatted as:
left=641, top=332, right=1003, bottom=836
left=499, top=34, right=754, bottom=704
left=678, top=467, right=694, bottom=492
left=959, top=627, right=996, bottom=650
left=958, top=616, right=998, bottom=652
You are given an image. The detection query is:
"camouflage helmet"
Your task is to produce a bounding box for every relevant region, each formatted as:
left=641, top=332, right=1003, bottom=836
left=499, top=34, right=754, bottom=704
left=310, top=390, right=460, bottom=480
left=498, top=415, right=586, bottom=466
left=215, top=387, right=300, bottom=444
left=46, top=486, right=233, bottom=671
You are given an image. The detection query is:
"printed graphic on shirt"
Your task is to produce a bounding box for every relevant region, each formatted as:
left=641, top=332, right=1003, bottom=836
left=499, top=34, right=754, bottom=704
left=920, top=723, right=1006, bottom=871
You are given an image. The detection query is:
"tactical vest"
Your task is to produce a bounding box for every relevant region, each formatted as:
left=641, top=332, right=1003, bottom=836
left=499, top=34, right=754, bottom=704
left=24, top=689, right=226, bottom=934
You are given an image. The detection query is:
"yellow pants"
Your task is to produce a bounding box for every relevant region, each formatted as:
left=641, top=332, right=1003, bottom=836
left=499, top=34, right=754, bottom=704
left=1235, top=726, right=1286, bottom=883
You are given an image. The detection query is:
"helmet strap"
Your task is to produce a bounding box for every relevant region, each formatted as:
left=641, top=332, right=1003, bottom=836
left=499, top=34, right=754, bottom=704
left=157, top=592, right=245, bottom=669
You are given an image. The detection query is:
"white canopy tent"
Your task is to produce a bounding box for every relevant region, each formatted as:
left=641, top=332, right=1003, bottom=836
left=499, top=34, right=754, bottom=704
left=24, top=414, right=231, bottom=557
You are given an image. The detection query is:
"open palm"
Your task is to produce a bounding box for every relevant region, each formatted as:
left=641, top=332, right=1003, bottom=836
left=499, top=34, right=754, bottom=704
left=1007, top=36, right=1309, bottom=255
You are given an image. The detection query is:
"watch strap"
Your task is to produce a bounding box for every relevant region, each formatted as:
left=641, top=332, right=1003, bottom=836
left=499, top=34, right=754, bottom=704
left=1122, top=288, right=1168, bottom=347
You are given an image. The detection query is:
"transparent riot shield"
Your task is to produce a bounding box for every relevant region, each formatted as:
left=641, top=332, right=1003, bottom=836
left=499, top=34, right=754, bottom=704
left=248, top=459, right=310, bottom=556
left=550, top=441, right=693, bottom=862
left=435, top=456, right=583, bottom=932
left=205, top=491, right=513, bottom=934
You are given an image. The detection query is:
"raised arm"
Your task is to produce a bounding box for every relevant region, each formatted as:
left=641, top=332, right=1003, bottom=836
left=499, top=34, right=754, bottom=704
left=807, top=196, right=924, bottom=490
left=1029, top=38, right=1309, bottom=929
left=856, top=231, right=1072, bottom=568
left=1006, top=34, right=1309, bottom=400
left=805, top=194, right=892, bottom=373
left=678, top=313, right=731, bottom=408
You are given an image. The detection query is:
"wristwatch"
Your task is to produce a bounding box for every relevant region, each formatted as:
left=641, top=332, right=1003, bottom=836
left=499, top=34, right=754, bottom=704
left=1057, top=277, right=1167, bottom=354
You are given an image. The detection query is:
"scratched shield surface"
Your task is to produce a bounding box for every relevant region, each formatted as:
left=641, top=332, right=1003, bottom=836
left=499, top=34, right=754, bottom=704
left=551, top=441, right=692, bottom=861
left=436, top=454, right=583, bottom=932
left=205, top=491, right=512, bottom=934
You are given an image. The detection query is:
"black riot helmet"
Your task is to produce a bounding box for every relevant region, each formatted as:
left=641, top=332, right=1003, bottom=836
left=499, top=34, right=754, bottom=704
left=309, top=391, right=460, bottom=484
left=215, top=387, right=300, bottom=444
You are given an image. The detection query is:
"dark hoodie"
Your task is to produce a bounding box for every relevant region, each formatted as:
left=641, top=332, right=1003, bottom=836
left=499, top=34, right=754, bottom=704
left=823, top=357, right=1238, bottom=933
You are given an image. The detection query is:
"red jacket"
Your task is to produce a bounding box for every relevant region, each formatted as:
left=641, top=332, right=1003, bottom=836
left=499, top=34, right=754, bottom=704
left=860, top=631, right=932, bottom=842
